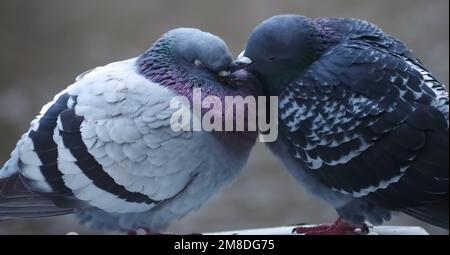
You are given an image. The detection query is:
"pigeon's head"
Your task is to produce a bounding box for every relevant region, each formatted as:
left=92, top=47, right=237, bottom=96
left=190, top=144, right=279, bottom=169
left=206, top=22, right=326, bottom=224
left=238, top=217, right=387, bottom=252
left=169, top=28, right=233, bottom=78
left=231, top=15, right=324, bottom=91
left=149, top=28, right=233, bottom=81
left=138, top=27, right=262, bottom=99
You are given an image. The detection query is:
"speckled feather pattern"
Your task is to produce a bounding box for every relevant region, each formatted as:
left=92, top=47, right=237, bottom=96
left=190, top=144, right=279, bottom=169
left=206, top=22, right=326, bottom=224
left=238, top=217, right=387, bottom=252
left=0, top=29, right=259, bottom=231
left=257, top=16, right=448, bottom=228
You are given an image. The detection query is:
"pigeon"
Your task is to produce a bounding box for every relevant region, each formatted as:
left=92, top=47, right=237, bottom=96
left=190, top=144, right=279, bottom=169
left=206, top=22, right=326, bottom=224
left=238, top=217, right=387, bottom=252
left=232, top=14, right=449, bottom=234
left=0, top=28, right=260, bottom=234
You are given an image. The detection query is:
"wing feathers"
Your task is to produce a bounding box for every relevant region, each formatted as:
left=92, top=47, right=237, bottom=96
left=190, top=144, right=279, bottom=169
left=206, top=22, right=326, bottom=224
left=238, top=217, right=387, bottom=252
left=279, top=35, right=448, bottom=217
left=0, top=174, right=73, bottom=219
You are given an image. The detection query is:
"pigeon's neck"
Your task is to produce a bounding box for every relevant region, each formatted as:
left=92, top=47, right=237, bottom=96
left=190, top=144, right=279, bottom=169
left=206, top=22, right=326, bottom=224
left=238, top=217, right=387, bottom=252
left=136, top=37, right=206, bottom=97
left=265, top=72, right=301, bottom=95
left=136, top=37, right=259, bottom=131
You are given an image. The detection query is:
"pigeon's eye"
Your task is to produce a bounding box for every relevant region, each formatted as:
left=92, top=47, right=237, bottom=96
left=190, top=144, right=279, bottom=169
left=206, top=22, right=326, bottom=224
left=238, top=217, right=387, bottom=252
left=194, top=59, right=205, bottom=68
left=267, top=56, right=277, bottom=62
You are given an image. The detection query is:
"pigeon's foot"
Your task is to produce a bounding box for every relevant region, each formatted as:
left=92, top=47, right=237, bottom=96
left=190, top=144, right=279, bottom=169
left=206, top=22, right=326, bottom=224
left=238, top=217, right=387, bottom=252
left=292, top=217, right=369, bottom=235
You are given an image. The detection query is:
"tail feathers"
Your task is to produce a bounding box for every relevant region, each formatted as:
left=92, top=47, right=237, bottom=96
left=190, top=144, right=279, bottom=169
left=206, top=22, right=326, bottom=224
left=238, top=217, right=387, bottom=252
left=402, top=199, right=449, bottom=230
left=0, top=173, right=73, bottom=220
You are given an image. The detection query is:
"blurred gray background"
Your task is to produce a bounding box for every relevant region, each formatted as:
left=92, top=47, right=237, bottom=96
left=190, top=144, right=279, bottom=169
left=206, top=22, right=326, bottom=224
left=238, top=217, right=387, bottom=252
left=0, top=0, right=448, bottom=235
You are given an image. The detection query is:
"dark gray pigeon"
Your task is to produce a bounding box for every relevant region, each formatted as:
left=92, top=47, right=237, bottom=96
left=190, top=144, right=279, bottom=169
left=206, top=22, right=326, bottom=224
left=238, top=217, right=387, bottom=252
left=0, top=28, right=260, bottom=233
left=232, top=14, right=449, bottom=234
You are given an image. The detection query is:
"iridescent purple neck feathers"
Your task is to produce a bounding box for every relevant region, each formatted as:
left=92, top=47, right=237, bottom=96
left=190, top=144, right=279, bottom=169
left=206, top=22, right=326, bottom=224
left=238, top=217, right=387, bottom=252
left=135, top=34, right=262, bottom=133
left=137, top=37, right=195, bottom=95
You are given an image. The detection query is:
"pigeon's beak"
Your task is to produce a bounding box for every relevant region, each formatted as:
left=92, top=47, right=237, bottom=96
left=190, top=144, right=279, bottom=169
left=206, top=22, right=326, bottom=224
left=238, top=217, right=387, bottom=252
left=230, top=51, right=253, bottom=73
left=218, top=70, right=231, bottom=77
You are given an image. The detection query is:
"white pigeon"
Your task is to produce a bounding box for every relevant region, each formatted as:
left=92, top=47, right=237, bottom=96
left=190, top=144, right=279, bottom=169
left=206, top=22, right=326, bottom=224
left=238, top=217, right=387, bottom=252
left=0, top=28, right=260, bottom=233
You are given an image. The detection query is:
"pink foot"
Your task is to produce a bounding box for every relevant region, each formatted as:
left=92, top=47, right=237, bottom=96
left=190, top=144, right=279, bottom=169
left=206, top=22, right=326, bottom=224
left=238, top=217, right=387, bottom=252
left=293, top=218, right=369, bottom=235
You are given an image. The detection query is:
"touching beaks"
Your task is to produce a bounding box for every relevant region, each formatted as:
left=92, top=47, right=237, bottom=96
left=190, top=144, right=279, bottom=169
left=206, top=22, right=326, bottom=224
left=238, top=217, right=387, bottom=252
left=237, top=56, right=253, bottom=65
left=230, top=51, right=253, bottom=72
